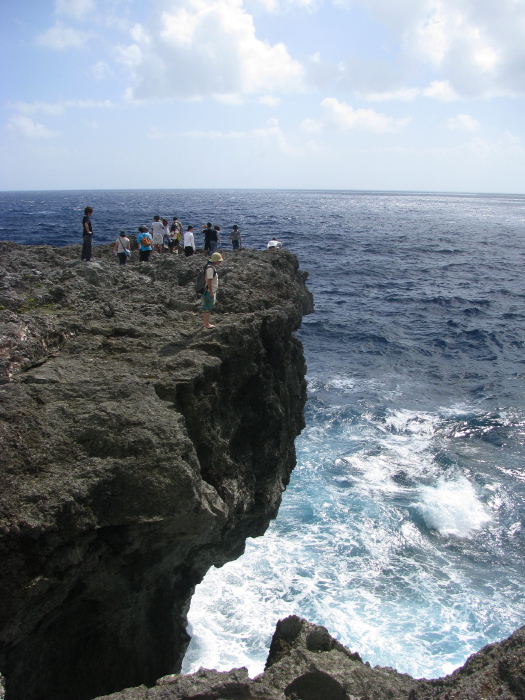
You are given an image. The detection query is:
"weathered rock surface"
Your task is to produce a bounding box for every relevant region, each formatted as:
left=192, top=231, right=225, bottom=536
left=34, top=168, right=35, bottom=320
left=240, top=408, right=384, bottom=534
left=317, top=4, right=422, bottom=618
left=0, top=242, right=313, bottom=700
left=93, top=616, right=525, bottom=700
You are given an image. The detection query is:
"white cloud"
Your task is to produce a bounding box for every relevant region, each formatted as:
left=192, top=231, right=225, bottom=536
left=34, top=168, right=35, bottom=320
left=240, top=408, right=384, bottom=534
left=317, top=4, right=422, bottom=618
left=149, top=126, right=246, bottom=140
left=148, top=116, right=294, bottom=152
left=92, top=60, right=114, bottom=80
left=448, top=113, right=480, bottom=131
left=35, top=22, right=91, bottom=49
left=423, top=80, right=458, bottom=101
left=433, top=132, right=523, bottom=160
left=331, top=0, right=525, bottom=98
left=259, top=95, right=281, bottom=106
left=214, top=93, right=245, bottom=105
left=410, top=2, right=457, bottom=66
left=410, top=4, right=502, bottom=76
left=117, top=0, right=304, bottom=100
left=116, top=42, right=142, bottom=69
left=7, top=116, right=58, bottom=140
left=362, top=88, right=420, bottom=102
left=55, top=0, right=96, bottom=20
left=246, top=0, right=320, bottom=10
left=12, top=100, right=113, bottom=115
left=302, top=97, right=410, bottom=133
left=250, top=0, right=279, bottom=10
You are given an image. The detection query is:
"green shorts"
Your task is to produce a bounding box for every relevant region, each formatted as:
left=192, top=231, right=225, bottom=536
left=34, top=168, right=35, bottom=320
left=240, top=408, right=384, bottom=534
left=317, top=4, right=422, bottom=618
left=201, top=290, right=216, bottom=311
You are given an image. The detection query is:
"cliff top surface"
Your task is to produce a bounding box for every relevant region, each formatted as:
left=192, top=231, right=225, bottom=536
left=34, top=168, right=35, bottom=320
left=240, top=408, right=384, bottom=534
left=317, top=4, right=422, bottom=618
left=0, top=242, right=312, bottom=529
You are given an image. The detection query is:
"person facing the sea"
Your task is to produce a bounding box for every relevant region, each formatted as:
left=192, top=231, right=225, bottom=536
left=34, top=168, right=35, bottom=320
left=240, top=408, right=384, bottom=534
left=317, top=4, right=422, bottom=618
left=202, top=252, right=223, bottom=329
left=137, top=225, right=152, bottom=262
left=172, top=216, right=183, bottom=253
left=203, top=223, right=213, bottom=256
left=113, top=230, right=131, bottom=265
left=151, top=215, right=164, bottom=254
left=81, top=206, right=94, bottom=262
left=229, top=225, right=242, bottom=251
left=162, top=219, right=170, bottom=254
left=210, top=225, right=221, bottom=254
left=267, top=237, right=282, bottom=251
left=184, top=226, right=196, bottom=257
left=168, top=223, right=178, bottom=253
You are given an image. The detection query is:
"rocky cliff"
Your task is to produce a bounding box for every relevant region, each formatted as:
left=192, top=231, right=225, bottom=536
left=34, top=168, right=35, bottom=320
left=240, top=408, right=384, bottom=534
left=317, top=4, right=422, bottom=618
left=0, top=242, right=314, bottom=700
left=92, top=616, right=525, bottom=700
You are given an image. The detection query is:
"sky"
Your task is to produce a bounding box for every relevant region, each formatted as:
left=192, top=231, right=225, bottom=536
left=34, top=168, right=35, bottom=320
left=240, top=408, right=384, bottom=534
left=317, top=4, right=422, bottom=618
left=1, top=0, right=524, bottom=193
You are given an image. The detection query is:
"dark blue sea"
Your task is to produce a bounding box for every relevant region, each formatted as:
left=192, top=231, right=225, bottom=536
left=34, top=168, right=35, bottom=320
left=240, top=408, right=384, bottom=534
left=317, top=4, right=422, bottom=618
left=1, top=189, right=525, bottom=679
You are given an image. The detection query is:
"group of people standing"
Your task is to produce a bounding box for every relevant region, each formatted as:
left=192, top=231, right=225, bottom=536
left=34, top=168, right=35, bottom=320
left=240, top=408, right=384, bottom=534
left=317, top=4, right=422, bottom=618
left=82, top=206, right=281, bottom=331
left=131, top=218, right=242, bottom=264
left=201, top=223, right=242, bottom=254
left=81, top=207, right=243, bottom=265
left=134, top=215, right=197, bottom=263
left=82, top=207, right=285, bottom=269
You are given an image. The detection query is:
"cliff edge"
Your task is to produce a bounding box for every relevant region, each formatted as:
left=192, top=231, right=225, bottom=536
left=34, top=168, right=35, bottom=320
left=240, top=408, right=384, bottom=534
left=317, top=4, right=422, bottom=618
left=0, top=242, right=314, bottom=700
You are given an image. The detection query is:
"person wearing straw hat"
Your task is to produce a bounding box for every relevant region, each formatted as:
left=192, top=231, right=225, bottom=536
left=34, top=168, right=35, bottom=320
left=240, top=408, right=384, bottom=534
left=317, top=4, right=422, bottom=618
left=202, top=252, right=223, bottom=329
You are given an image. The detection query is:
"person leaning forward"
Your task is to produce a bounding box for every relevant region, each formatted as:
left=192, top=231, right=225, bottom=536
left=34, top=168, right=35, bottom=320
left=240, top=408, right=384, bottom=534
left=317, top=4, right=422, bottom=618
left=202, top=252, right=223, bottom=329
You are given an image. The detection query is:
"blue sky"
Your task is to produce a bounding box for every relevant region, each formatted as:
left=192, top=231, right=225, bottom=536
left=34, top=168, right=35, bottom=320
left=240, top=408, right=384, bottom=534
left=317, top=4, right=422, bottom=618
left=1, top=0, right=524, bottom=192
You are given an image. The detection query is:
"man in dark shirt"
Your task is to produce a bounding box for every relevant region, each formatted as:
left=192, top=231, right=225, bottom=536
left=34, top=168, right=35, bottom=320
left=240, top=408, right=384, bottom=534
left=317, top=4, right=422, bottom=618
left=81, top=206, right=94, bottom=261
left=203, top=222, right=213, bottom=255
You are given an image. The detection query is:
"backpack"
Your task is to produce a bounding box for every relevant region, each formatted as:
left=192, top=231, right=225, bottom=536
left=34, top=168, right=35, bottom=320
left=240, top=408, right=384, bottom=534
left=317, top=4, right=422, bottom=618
left=141, top=234, right=152, bottom=248
left=195, top=263, right=216, bottom=296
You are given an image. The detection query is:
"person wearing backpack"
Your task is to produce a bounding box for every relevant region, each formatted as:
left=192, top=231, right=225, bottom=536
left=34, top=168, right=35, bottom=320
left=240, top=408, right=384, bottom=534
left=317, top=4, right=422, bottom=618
left=202, top=252, right=223, bottom=329
left=137, top=226, right=153, bottom=262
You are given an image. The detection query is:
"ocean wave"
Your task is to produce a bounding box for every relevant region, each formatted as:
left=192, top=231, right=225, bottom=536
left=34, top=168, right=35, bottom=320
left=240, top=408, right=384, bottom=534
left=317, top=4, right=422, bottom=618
left=417, top=476, right=491, bottom=538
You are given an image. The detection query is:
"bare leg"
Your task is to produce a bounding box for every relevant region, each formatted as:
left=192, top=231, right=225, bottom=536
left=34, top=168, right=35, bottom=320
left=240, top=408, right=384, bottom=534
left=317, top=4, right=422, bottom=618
left=202, top=312, right=215, bottom=328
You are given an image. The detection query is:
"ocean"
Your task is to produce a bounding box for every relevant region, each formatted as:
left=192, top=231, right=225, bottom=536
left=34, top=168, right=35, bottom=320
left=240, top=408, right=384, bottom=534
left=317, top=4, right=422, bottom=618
left=1, top=189, right=525, bottom=681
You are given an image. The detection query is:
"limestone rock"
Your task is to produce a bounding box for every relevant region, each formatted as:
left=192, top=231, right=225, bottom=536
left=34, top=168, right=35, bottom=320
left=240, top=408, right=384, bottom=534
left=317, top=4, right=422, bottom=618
left=0, top=243, right=313, bottom=700
left=93, top=617, right=525, bottom=700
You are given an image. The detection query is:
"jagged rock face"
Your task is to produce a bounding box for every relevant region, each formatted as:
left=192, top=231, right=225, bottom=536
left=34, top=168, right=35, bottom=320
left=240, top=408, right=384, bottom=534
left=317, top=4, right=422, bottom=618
left=92, top=616, right=525, bottom=700
left=0, top=242, right=314, bottom=700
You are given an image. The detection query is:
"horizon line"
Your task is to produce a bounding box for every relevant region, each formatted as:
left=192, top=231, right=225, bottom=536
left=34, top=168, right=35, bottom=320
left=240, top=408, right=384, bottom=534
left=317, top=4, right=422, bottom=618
left=1, top=187, right=524, bottom=197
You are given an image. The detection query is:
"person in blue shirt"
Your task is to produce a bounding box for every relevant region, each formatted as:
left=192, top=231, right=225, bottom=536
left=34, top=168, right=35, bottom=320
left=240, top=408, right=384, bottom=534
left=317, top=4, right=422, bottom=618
left=137, top=226, right=153, bottom=262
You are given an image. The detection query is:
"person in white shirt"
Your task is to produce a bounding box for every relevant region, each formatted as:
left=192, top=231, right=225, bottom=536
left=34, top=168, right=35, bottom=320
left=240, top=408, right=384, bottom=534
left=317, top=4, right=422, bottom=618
left=113, top=230, right=130, bottom=265
left=183, top=226, right=196, bottom=257
left=267, top=237, right=282, bottom=250
left=151, top=215, right=164, bottom=253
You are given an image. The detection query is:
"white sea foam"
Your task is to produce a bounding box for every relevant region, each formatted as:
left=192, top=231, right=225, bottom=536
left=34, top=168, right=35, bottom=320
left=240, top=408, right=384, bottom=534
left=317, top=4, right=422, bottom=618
left=417, top=476, right=491, bottom=538
left=183, top=396, right=524, bottom=681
